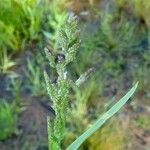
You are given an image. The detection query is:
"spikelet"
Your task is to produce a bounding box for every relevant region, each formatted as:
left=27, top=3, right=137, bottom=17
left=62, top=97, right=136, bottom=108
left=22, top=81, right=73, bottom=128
left=44, top=71, right=57, bottom=101
left=66, top=42, right=80, bottom=63
left=65, top=15, right=78, bottom=41
left=44, top=47, right=55, bottom=68
left=76, top=67, right=96, bottom=86
left=57, top=29, right=68, bottom=52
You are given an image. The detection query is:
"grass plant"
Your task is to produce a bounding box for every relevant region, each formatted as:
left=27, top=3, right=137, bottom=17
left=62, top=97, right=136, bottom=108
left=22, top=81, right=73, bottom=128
left=0, top=49, right=16, bottom=74
left=44, top=15, right=80, bottom=150
left=0, top=77, right=22, bottom=141
left=43, top=0, right=67, bottom=49
left=0, top=100, right=17, bottom=140
left=25, top=58, right=46, bottom=96
left=0, top=0, right=147, bottom=149
left=44, top=15, right=138, bottom=150
left=0, top=0, right=44, bottom=51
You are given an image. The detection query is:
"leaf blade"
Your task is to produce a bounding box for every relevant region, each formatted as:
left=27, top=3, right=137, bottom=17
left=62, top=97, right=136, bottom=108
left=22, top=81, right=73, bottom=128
left=66, top=82, right=138, bottom=150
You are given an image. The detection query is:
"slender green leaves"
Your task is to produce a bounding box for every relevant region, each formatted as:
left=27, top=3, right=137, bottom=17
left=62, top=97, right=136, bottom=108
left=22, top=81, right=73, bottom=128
left=66, top=82, right=138, bottom=150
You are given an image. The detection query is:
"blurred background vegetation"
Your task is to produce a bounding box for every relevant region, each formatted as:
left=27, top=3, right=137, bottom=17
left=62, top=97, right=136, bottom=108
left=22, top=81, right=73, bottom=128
left=0, top=0, right=150, bottom=150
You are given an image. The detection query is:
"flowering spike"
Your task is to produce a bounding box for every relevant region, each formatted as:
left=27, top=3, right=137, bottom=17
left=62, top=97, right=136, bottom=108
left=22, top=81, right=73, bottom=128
left=44, top=71, right=57, bottom=101
left=45, top=15, right=81, bottom=150
left=76, top=67, right=96, bottom=86
left=44, top=47, right=55, bottom=68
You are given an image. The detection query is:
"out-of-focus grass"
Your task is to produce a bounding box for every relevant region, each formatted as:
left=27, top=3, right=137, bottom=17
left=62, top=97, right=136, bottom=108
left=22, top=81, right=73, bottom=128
left=24, top=58, right=46, bottom=96
left=0, top=0, right=43, bottom=51
left=73, top=0, right=149, bottom=98
left=0, top=49, right=16, bottom=73
left=132, top=0, right=150, bottom=24
left=134, top=115, right=150, bottom=129
left=64, top=1, right=149, bottom=148
left=0, top=101, right=17, bottom=140
left=115, top=0, right=150, bottom=44
left=0, top=0, right=67, bottom=73
left=0, top=0, right=149, bottom=149
left=0, top=0, right=44, bottom=73
left=87, top=119, right=125, bottom=150
left=43, top=0, right=67, bottom=45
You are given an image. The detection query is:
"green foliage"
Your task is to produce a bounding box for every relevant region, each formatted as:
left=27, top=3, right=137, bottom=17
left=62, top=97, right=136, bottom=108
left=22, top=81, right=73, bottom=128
left=0, top=49, right=16, bottom=73
left=115, top=0, right=150, bottom=47
left=64, top=118, right=126, bottom=150
left=0, top=0, right=144, bottom=148
left=131, top=63, right=150, bottom=98
left=63, top=80, right=101, bottom=149
left=81, top=11, right=137, bottom=75
left=131, top=0, right=150, bottom=47
left=44, top=15, right=80, bottom=150
left=0, top=0, right=43, bottom=52
left=0, top=101, right=17, bottom=141
left=43, top=0, right=67, bottom=42
left=0, top=77, right=22, bottom=141
left=0, top=0, right=69, bottom=75
left=66, top=82, right=138, bottom=150
left=44, top=15, right=138, bottom=150
left=25, top=58, right=46, bottom=96
left=10, top=78, right=22, bottom=113
left=0, top=21, right=19, bottom=50
left=0, top=0, right=47, bottom=76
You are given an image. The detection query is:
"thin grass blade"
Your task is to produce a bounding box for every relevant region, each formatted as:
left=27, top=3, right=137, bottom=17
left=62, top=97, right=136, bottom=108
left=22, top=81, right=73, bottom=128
left=66, top=82, right=138, bottom=150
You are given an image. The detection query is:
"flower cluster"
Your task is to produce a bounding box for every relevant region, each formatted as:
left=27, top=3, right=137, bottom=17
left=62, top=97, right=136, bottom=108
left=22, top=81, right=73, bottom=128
left=44, top=15, right=80, bottom=150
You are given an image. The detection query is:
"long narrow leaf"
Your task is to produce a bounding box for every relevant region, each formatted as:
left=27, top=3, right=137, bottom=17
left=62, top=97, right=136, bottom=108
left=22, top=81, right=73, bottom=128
left=66, top=82, right=138, bottom=150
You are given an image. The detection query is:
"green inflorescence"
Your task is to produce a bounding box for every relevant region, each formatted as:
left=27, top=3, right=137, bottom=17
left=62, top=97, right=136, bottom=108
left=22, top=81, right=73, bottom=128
left=44, top=15, right=81, bottom=150
left=44, top=15, right=138, bottom=150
